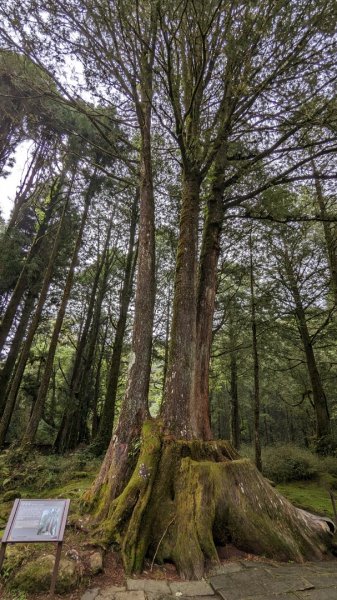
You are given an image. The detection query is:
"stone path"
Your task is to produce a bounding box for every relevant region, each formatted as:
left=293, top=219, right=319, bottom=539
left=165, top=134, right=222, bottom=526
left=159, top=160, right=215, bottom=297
left=81, top=560, right=337, bottom=600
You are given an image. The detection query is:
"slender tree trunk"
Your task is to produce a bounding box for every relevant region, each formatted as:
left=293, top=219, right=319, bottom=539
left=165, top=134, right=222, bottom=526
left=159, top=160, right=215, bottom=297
left=230, top=351, right=240, bottom=450
left=21, top=184, right=92, bottom=446
left=264, top=415, right=269, bottom=445
left=217, top=391, right=226, bottom=439
left=91, top=320, right=109, bottom=439
left=61, top=248, right=110, bottom=450
left=0, top=291, right=35, bottom=418
left=311, top=161, right=337, bottom=305
left=0, top=193, right=69, bottom=447
left=250, top=234, right=262, bottom=472
left=162, top=283, right=171, bottom=395
left=92, top=194, right=138, bottom=455
left=0, top=116, right=19, bottom=176
left=54, top=215, right=114, bottom=452
left=284, top=249, right=331, bottom=445
left=48, top=367, right=57, bottom=428
left=0, top=183, right=59, bottom=354
left=6, top=139, right=48, bottom=231
left=228, top=304, right=240, bottom=450
left=161, top=172, right=201, bottom=438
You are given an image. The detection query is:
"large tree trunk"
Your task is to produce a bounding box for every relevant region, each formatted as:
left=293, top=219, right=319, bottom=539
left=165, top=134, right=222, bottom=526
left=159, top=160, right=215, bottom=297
left=85, top=32, right=156, bottom=508
left=90, top=420, right=333, bottom=580
left=192, top=186, right=223, bottom=440
left=161, top=172, right=201, bottom=438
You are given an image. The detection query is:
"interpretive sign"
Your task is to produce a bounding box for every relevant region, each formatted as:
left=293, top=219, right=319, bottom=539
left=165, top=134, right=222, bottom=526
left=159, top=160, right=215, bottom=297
left=0, top=499, right=70, bottom=595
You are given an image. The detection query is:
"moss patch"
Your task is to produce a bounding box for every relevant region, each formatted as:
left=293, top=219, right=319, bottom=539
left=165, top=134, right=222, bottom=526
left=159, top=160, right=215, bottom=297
left=11, top=555, right=79, bottom=594
left=277, top=481, right=335, bottom=518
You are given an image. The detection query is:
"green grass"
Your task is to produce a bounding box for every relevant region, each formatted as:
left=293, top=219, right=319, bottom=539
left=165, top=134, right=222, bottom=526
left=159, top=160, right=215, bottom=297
left=277, top=480, right=335, bottom=519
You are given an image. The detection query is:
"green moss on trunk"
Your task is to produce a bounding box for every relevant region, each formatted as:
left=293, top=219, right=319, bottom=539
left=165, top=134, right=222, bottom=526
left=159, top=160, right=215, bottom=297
left=91, top=420, right=333, bottom=579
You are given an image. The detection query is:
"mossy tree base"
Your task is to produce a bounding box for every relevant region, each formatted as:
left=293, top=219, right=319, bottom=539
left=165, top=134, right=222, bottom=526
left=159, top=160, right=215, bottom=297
left=89, top=420, right=333, bottom=580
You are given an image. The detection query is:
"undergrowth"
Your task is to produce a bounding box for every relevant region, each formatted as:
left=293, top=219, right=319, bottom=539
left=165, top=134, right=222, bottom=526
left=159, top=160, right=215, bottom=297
left=241, top=443, right=337, bottom=484
left=0, top=447, right=101, bottom=494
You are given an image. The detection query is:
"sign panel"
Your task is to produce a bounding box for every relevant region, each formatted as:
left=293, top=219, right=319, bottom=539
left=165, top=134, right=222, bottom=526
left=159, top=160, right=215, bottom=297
left=2, top=499, right=69, bottom=543
left=0, top=499, right=70, bottom=595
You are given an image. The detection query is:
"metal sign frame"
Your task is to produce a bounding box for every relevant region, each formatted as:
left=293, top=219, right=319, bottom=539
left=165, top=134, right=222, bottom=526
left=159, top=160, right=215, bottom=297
left=0, top=499, right=70, bottom=595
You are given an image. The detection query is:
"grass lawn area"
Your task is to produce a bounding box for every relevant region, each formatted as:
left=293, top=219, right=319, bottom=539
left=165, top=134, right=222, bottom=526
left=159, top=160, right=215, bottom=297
left=277, top=480, right=335, bottom=519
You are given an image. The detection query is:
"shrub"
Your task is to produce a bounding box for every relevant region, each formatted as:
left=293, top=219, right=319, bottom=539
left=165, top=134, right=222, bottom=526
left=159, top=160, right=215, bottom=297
left=320, top=455, right=337, bottom=478
left=261, top=444, right=319, bottom=484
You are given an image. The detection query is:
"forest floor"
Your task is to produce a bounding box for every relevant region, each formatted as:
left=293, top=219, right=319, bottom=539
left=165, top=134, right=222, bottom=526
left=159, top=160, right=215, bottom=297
left=0, top=447, right=336, bottom=600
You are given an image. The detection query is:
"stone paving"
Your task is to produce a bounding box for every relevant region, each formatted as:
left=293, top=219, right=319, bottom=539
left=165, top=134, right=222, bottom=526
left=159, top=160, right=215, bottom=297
left=81, top=560, right=337, bottom=600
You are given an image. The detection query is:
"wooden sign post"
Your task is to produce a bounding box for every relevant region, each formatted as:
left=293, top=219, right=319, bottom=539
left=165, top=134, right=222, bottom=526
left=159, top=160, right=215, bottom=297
left=0, top=499, right=70, bottom=595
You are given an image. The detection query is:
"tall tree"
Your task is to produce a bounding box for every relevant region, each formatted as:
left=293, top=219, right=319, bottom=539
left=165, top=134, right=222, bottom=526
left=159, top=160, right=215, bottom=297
left=1, top=0, right=336, bottom=580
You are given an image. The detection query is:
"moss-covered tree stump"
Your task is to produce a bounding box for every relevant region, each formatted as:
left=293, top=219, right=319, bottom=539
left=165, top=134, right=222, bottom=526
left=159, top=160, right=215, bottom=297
left=88, top=420, right=333, bottom=580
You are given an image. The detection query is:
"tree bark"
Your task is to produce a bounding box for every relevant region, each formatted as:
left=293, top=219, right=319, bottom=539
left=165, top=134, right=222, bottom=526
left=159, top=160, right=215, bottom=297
left=161, top=172, right=201, bottom=438
left=191, top=185, right=224, bottom=439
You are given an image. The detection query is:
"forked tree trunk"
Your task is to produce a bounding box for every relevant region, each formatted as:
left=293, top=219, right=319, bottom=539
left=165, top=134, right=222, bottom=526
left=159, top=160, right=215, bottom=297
left=89, top=420, right=333, bottom=580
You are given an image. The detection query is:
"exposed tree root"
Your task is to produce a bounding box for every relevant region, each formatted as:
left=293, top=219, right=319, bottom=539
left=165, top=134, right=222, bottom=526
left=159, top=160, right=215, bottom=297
left=90, top=420, right=333, bottom=579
